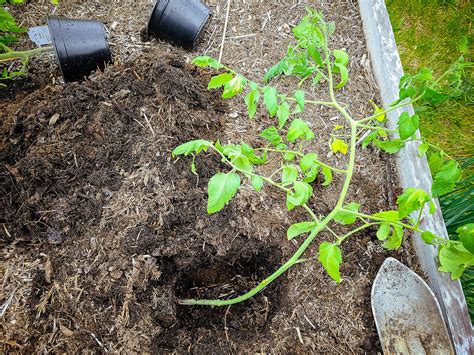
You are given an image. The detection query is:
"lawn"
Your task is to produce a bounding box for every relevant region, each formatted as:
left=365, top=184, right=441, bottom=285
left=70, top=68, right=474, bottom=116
left=387, top=0, right=473, bottom=159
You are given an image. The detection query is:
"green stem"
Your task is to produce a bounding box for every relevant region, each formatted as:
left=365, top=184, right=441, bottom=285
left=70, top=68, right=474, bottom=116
left=0, top=46, right=53, bottom=63
left=336, top=223, right=378, bottom=245
left=357, top=96, right=423, bottom=123
left=415, top=202, right=425, bottom=228
left=303, top=204, right=319, bottom=223
left=425, top=142, right=458, bottom=162
left=356, top=123, right=397, bottom=133
left=340, top=209, right=461, bottom=245
left=286, top=96, right=334, bottom=107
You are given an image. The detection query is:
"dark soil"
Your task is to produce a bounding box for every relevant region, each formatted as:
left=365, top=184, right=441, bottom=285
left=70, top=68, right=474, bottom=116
left=1, top=1, right=421, bottom=353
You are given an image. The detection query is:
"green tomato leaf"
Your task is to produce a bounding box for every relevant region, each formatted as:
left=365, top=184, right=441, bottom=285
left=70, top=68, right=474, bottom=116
left=312, top=71, right=323, bottom=86
left=172, top=140, right=212, bottom=157
left=438, top=244, right=474, bottom=280
left=331, top=138, right=348, bottom=155
left=334, top=63, right=348, bottom=89
left=333, top=49, right=349, bottom=66
left=362, top=131, right=378, bottom=149
left=251, top=175, right=264, bottom=192
left=287, top=221, right=317, bottom=240
left=321, top=166, right=332, bottom=186
left=0, top=7, right=25, bottom=33
left=286, top=181, right=313, bottom=210
left=319, top=242, right=343, bottom=283
left=308, top=45, right=323, bottom=66
left=300, top=153, right=318, bottom=172
left=277, top=101, right=291, bottom=129
left=192, top=56, right=224, bottom=69
left=375, top=139, right=405, bottom=154
left=282, top=165, right=299, bottom=184
left=287, top=119, right=315, bottom=142
left=264, top=59, right=287, bottom=82
left=383, top=225, right=404, bottom=250
left=398, top=112, right=419, bottom=140
left=222, top=144, right=241, bottom=159
left=294, top=90, right=305, bottom=112
left=207, top=172, right=241, bottom=214
left=421, top=231, right=436, bottom=245
left=458, top=224, right=474, bottom=254
left=244, top=83, right=260, bottom=119
left=369, top=100, right=386, bottom=122
left=260, top=126, right=282, bottom=147
left=222, top=74, right=246, bottom=99
left=263, top=86, right=279, bottom=117
left=372, top=210, right=400, bottom=222
left=300, top=153, right=320, bottom=183
left=418, top=142, right=429, bottom=157
left=429, top=200, right=436, bottom=215
left=233, top=155, right=253, bottom=174
left=431, top=160, right=461, bottom=197
left=334, top=202, right=360, bottom=225
left=284, top=152, right=296, bottom=161
left=428, top=152, right=444, bottom=175
left=208, top=73, right=234, bottom=89
left=396, top=188, right=431, bottom=219
left=376, top=223, right=390, bottom=241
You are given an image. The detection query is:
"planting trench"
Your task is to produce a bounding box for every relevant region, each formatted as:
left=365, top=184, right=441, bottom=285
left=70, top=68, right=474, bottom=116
left=0, top=1, right=427, bottom=353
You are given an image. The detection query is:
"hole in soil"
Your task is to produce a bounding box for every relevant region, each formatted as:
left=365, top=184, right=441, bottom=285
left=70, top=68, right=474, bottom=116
left=174, top=239, right=285, bottom=335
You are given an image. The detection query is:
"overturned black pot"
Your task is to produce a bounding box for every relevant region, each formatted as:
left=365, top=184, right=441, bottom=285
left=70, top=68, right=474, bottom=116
left=47, top=16, right=112, bottom=83
left=148, top=0, right=211, bottom=50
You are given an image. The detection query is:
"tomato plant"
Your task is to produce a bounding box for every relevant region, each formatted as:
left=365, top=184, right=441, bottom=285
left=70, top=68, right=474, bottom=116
left=174, top=8, right=472, bottom=306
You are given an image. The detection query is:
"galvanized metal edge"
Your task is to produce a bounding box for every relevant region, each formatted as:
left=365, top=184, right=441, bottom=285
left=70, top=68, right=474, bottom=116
left=358, top=0, right=473, bottom=353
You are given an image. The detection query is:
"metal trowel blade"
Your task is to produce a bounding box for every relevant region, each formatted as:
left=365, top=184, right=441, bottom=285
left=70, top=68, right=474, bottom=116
left=371, top=257, right=454, bottom=354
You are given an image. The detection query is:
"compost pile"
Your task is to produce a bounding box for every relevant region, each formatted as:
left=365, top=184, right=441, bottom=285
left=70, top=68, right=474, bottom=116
left=0, top=1, right=422, bottom=353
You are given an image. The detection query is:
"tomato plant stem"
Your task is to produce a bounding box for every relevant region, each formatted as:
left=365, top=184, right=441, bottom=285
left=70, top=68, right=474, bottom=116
left=357, top=96, right=423, bottom=123
left=0, top=46, right=53, bottom=63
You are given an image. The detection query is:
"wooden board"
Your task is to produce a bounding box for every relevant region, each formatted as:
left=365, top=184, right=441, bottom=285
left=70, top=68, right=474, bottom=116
left=358, top=1, right=473, bottom=353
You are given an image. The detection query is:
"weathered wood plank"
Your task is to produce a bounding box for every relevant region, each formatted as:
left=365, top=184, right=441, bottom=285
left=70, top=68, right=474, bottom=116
left=358, top=1, right=473, bottom=353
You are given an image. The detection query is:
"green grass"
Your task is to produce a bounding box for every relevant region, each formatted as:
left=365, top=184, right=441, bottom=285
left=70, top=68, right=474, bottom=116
left=387, top=0, right=473, bottom=159
left=387, top=0, right=474, bottom=323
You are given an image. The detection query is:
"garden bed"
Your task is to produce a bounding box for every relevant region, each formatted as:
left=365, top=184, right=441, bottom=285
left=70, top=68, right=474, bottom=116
left=0, top=1, right=424, bottom=352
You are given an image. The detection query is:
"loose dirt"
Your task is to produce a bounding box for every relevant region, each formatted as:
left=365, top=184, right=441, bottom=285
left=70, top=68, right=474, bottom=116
left=1, top=0, right=420, bottom=353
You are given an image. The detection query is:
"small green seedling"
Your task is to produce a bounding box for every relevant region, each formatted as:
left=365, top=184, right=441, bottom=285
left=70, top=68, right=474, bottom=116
left=173, top=8, right=473, bottom=306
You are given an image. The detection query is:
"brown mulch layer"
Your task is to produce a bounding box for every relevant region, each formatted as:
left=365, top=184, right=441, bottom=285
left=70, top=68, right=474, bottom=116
left=0, top=1, right=421, bottom=353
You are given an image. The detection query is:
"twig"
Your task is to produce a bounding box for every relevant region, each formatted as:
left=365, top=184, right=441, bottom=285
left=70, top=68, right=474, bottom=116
left=0, top=291, right=15, bottom=317
left=0, top=339, right=23, bottom=348
left=303, top=314, right=316, bottom=329
left=141, top=111, right=156, bottom=138
left=224, top=305, right=231, bottom=341
left=295, top=327, right=304, bottom=345
left=218, top=0, right=232, bottom=63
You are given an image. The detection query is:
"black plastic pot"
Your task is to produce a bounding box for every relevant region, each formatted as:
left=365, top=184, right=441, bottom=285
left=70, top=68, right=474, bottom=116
left=47, top=16, right=112, bottom=83
left=148, top=0, right=211, bottom=50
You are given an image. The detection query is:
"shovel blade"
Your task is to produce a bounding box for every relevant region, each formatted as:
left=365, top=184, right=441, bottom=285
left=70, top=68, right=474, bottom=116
left=371, top=257, right=454, bottom=354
